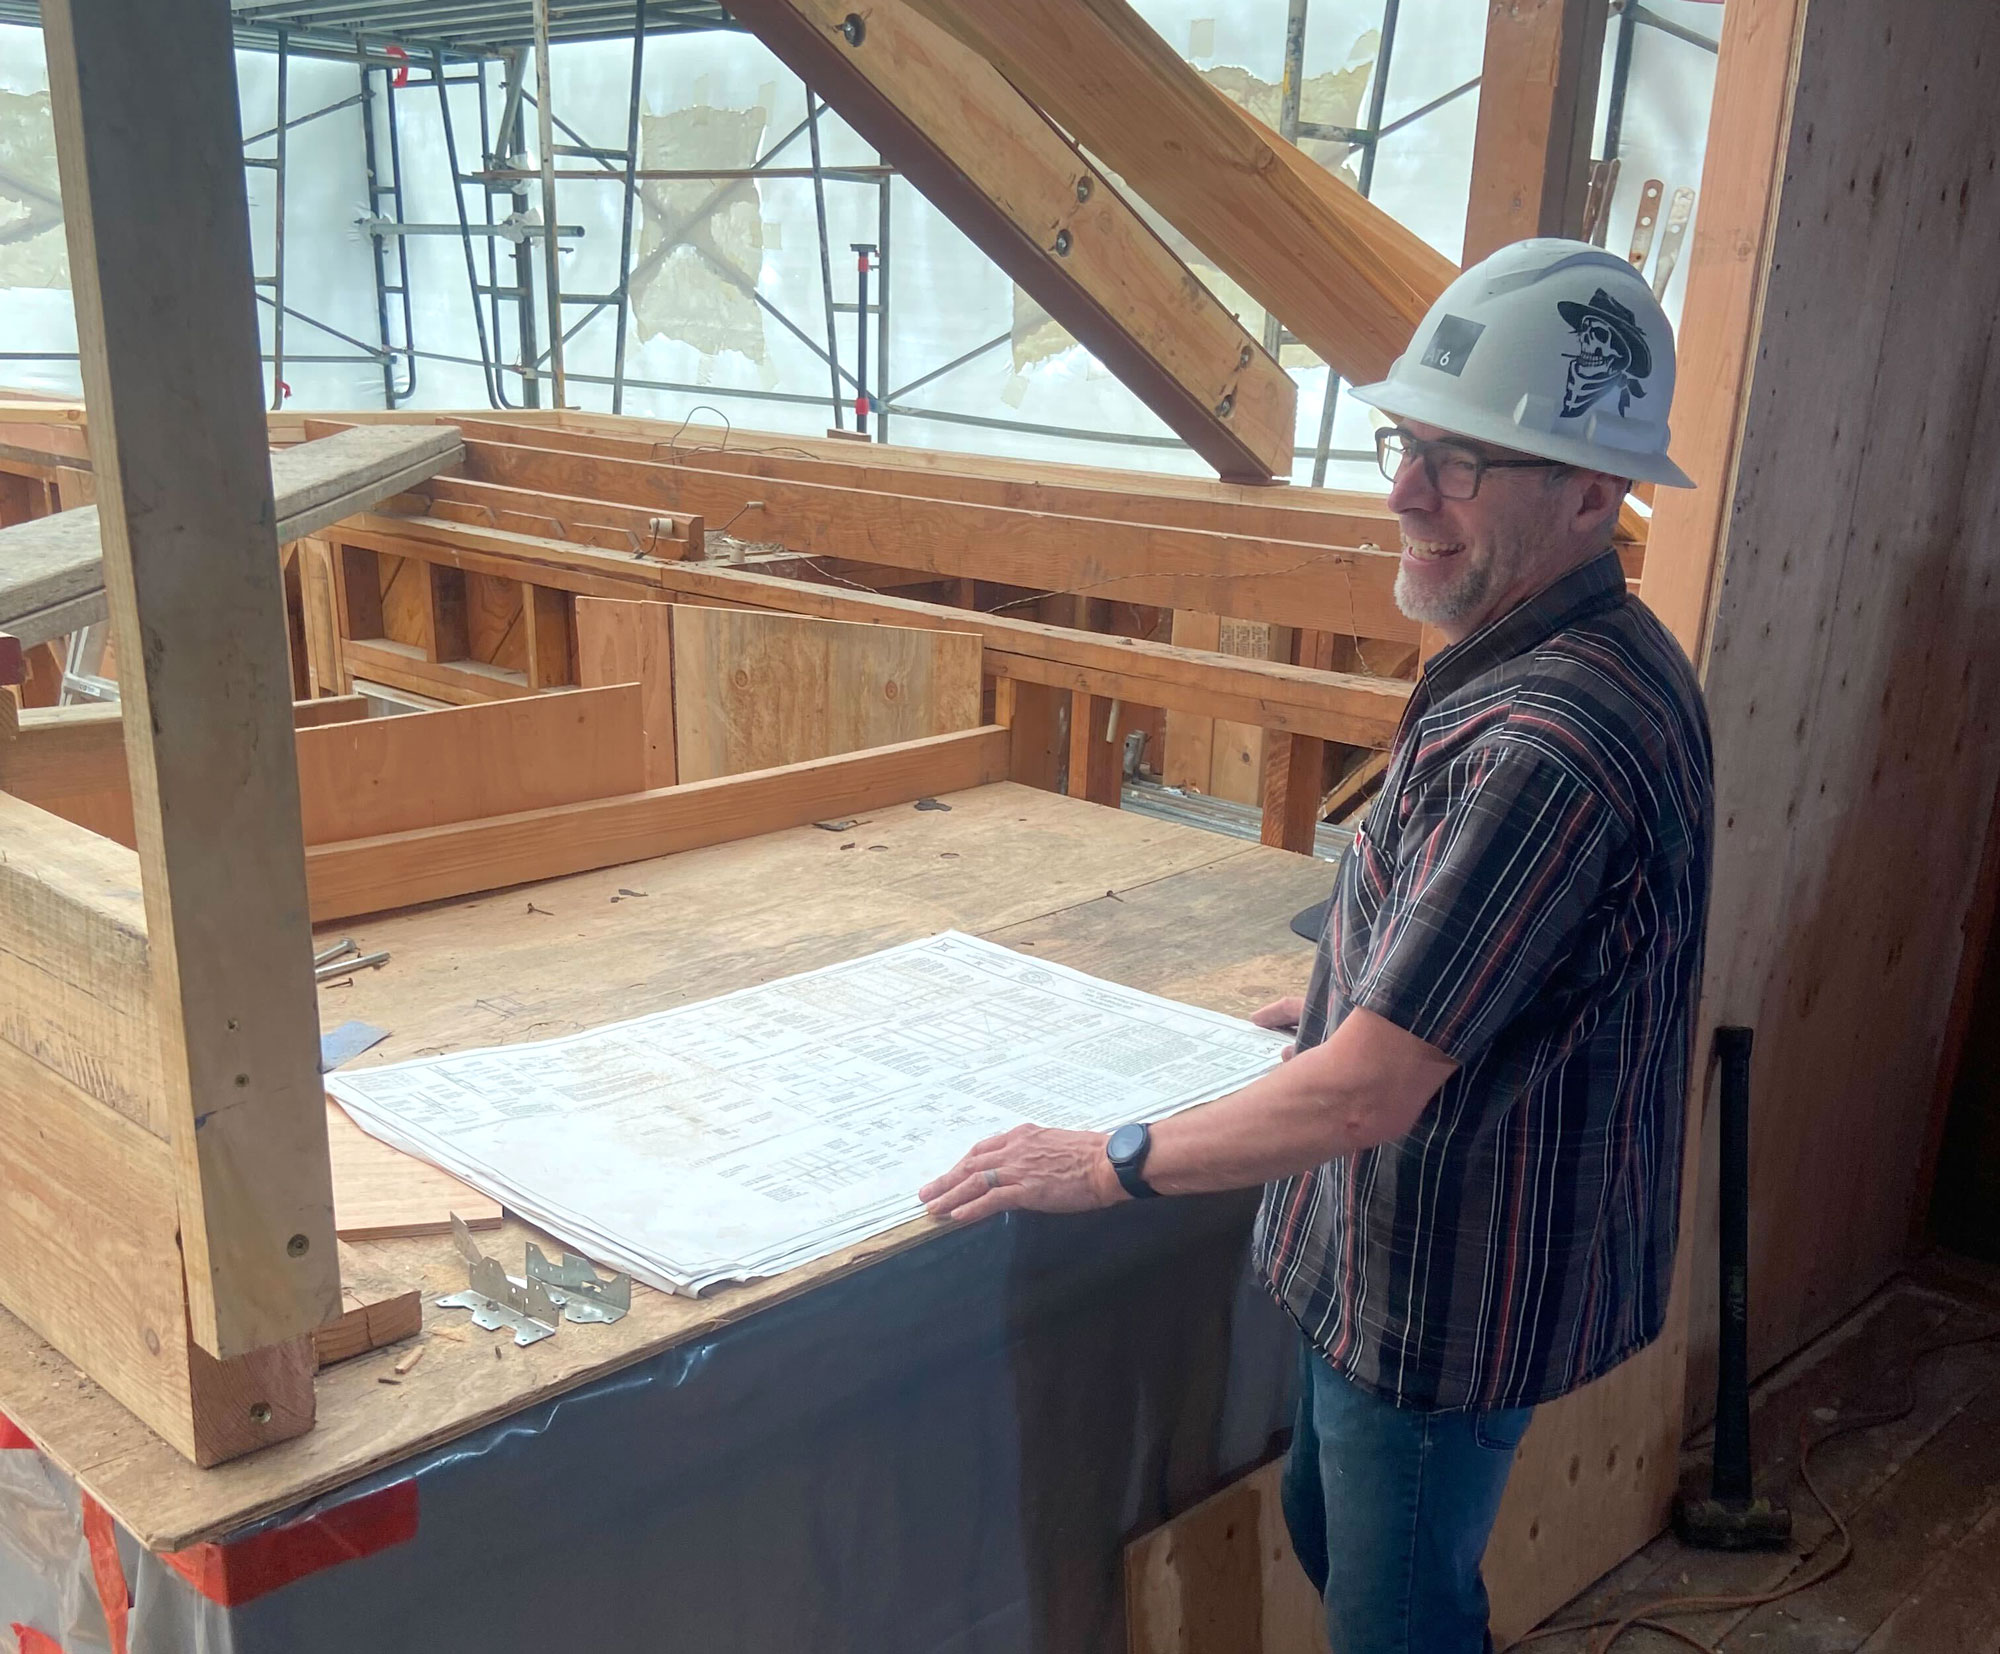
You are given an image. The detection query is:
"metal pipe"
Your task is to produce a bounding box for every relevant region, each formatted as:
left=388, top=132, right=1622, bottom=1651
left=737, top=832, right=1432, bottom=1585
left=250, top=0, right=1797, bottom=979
left=875, top=176, right=891, bottom=444
left=269, top=27, right=290, bottom=411
left=1357, top=0, right=1400, bottom=198
left=610, top=0, right=647, bottom=414
left=502, top=49, right=542, bottom=407
left=851, top=243, right=874, bottom=435
left=432, top=48, right=505, bottom=405
left=1602, top=0, right=1639, bottom=173
left=356, top=34, right=398, bottom=406
left=806, top=93, right=844, bottom=429
left=532, top=0, right=567, bottom=407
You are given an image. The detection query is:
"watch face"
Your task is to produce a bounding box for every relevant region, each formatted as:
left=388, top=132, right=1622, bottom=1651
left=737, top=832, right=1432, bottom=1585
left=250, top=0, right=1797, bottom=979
left=1107, top=1122, right=1147, bottom=1165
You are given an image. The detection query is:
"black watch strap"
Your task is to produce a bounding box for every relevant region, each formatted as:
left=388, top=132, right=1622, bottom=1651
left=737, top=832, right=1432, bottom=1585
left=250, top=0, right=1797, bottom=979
left=1106, top=1122, right=1159, bottom=1200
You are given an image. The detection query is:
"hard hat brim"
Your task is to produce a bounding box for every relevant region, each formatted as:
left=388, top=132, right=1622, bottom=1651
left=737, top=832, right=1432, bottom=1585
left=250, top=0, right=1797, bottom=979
left=1350, top=377, right=1697, bottom=489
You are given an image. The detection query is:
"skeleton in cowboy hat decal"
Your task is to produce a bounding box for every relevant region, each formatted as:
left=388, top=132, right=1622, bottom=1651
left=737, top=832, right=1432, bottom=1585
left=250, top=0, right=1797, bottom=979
left=1557, top=287, right=1654, bottom=420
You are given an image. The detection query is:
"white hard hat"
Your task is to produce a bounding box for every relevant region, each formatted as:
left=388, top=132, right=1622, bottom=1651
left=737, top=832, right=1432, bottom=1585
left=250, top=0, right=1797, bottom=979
left=1350, top=238, right=1694, bottom=488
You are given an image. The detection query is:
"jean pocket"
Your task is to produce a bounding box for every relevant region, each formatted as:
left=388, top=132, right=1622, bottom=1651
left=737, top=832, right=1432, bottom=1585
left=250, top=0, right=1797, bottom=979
left=1473, top=1406, right=1535, bottom=1453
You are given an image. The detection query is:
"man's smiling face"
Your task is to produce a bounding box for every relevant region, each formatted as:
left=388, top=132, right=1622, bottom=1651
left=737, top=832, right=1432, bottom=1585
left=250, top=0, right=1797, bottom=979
left=1385, top=421, right=1576, bottom=641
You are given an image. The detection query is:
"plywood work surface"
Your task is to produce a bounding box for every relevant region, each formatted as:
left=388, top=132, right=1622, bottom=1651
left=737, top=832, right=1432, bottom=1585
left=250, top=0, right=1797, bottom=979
left=0, top=782, right=1323, bottom=1550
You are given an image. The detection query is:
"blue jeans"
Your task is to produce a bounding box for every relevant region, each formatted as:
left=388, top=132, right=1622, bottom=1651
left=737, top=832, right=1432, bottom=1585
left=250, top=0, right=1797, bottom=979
left=1280, top=1341, right=1534, bottom=1654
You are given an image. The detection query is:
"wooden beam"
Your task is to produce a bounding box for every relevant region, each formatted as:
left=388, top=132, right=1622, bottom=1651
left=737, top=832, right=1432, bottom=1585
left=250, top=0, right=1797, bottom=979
left=444, top=442, right=1417, bottom=641
left=894, top=0, right=1457, bottom=386
left=42, top=0, right=340, bottom=1357
left=346, top=513, right=1414, bottom=747
left=303, top=725, right=1013, bottom=921
left=717, top=0, right=1295, bottom=480
left=1461, top=0, right=1610, bottom=262
left=311, top=1243, right=421, bottom=1370
left=436, top=417, right=1395, bottom=548
left=294, top=685, right=646, bottom=843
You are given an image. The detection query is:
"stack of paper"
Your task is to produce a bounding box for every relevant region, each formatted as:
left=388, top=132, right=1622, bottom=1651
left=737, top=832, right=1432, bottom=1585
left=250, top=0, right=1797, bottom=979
left=327, top=932, right=1289, bottom=1294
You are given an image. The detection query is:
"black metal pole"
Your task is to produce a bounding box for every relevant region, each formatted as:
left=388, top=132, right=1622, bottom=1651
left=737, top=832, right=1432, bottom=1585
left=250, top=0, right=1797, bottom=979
left=1712, top=1023, right=1755, bottom=1506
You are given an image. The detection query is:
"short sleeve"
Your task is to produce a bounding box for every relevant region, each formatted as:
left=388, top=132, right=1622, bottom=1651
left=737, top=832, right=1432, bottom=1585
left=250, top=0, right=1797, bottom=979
left=1347, top=740, right=1622, bottom=1063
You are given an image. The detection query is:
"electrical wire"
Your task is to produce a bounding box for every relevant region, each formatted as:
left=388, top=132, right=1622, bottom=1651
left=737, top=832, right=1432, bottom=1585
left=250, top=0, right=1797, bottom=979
left=1508, top=1317, right=2000, bottom=1654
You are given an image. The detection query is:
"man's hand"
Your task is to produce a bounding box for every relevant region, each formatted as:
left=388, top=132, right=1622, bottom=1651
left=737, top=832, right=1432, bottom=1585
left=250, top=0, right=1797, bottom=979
left=919, top=1123, right=1125, bottom=1224
left=1251, top=995, right=1306, bottom=1060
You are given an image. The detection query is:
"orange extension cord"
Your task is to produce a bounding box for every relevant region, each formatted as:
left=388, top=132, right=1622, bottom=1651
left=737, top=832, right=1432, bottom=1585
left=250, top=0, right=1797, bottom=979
left=1507, top=1320, right=2000, bottom=1654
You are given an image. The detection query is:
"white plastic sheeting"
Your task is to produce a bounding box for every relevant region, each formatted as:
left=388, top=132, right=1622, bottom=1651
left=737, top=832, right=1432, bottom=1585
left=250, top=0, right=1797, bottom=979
left=0, top=3, right=1720, bottom=488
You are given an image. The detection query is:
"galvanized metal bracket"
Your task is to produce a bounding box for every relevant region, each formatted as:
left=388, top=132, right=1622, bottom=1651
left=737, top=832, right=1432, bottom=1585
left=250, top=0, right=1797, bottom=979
left=525, top=1242, right=632, bottom=1324
left=436, top=1214, right=561, bottom=1346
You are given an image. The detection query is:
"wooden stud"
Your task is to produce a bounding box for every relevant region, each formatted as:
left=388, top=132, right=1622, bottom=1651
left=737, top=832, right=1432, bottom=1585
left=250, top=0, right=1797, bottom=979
left=523, top=584, right=574, bottom=689
left=42, top=0, right=339, bottom=1357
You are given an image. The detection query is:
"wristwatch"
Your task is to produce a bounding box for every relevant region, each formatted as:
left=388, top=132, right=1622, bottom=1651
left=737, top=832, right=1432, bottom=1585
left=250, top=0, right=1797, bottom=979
left=1105, top=1122, right=1160, bottom=1200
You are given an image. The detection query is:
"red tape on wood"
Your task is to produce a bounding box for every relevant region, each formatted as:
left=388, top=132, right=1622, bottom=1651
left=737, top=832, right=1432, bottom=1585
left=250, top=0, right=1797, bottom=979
left=0, top=1411, right=33, bottom=1451
left=158, top=1479, right=418, bottom=1607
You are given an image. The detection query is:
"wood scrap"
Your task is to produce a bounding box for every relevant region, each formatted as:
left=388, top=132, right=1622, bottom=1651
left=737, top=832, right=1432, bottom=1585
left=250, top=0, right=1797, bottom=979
left=311, top=1241, right=422, bottom=1369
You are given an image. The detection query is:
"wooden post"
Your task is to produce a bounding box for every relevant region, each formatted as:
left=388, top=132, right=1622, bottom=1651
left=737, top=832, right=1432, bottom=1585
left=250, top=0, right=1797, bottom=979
left=1259, top=732, right=1323, bottom=854
left=996, top=676, right=1069, bottom=792
left=1462, top=0, right=1610, bottom=263
left=42, top=0, right=339, bottom=1359
left=1067, top=690, right=1123, bottom=808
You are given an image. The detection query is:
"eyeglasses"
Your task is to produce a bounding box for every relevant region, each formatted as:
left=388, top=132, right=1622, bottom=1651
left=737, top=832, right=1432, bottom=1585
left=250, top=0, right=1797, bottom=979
left=1375, top=426, right=1567, bottom=501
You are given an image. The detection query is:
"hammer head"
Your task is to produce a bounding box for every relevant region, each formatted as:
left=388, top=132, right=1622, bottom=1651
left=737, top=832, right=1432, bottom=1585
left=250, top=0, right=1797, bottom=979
left=1672, top=1492, right=1794, bottom=1551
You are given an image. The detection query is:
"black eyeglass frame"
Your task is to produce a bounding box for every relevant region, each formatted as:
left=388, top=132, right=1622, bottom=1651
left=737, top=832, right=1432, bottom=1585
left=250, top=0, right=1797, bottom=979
left=1374, top=425, right=1569, bottom=500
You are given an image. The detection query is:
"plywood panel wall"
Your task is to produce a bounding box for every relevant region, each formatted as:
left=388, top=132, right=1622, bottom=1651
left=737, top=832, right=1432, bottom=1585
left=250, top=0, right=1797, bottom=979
left=1662, top=0, right=2000, bottom=1409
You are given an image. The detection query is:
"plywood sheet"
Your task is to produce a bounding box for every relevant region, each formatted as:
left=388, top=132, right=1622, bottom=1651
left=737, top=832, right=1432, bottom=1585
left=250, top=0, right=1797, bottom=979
left=669, top=605, right=983, bottom=783
left=326, top=1098, right=501, bottom=1241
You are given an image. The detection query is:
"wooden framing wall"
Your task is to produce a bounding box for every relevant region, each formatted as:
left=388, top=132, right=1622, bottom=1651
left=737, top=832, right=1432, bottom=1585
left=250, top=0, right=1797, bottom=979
left=1640, top=0, right=2000, bottom=1414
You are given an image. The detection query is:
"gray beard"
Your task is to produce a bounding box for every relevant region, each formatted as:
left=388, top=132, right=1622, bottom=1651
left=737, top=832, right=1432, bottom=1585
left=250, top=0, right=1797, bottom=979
left=1394, top=552, right=1497, bottom=626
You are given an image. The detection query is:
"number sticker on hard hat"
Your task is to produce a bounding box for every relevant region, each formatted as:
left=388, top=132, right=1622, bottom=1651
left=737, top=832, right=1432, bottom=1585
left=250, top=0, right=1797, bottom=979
left=1350, top=238, right=1694, bottom=488
left=1420, top=315, right=1485, bottom=378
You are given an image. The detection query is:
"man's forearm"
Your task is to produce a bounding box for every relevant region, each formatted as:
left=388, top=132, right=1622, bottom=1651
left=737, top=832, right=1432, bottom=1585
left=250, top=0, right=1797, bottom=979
left=1141, top=1032, right=1438, bottom=1196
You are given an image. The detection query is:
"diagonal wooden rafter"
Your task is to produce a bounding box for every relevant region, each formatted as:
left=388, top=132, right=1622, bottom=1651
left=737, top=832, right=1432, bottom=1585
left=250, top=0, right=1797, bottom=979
left=894, top=0, right=1459, bottom=390
left=717, top=0, right=1297, bottom=481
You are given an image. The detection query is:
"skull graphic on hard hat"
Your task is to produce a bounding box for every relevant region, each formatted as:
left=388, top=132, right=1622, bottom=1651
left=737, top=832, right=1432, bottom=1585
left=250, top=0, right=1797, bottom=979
left=1557, top=288, right=1653, bottom=420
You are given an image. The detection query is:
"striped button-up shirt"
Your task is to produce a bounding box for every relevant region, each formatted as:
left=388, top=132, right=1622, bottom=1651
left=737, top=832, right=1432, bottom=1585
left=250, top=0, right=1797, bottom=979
left=1254, top=550, right=1712, bottom=1411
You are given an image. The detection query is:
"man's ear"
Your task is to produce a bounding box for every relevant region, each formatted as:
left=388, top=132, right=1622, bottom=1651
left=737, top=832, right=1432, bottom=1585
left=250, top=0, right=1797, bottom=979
left=1575, top=471, right=1629, bottom=539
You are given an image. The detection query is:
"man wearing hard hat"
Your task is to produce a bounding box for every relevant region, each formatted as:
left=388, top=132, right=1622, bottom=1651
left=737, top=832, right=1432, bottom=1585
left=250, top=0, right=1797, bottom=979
left=923, top=241, right=1713, bottom=1653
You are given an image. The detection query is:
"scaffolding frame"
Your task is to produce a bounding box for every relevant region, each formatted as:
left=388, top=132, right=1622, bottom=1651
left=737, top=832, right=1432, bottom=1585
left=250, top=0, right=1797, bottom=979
left=0, top=0, right=1716, bottom=477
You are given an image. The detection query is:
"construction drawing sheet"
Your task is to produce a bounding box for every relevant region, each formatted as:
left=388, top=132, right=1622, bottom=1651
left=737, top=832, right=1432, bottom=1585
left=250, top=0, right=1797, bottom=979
left=327, top=932, right=1289, bottom=1294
